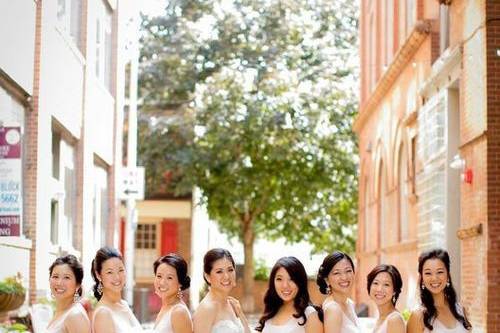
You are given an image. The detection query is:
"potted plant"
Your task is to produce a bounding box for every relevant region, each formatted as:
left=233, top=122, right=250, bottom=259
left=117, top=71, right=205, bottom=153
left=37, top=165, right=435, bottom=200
left=0, top=273, right=26, bottom=313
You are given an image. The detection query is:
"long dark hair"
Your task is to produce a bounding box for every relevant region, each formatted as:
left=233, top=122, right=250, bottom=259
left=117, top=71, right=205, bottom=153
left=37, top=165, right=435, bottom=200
left=316, top=251, right=355, bottom=294
left=153, top=253, right=191, bottom=290
left=418, top=248, right=471, bottom=330
left=90, top=246, right=123, bottom=300
left=256, top=257, right=321, bottom=331
left=49, top=254, right=84, bottom=297
left=366, top=264, right=402, bottom=306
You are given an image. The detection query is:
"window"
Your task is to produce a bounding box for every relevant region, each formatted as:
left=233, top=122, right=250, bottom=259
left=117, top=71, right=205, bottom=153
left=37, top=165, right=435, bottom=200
left=439, top=4, right=450, bottom=54
left=364, top=178, right=370, bottom=251
left=92, top=164, right=109, bottom=247
left=369, top=12, right=376, bottom=90
left=398, top=144, right=409, bottom=241
left=385, top=0, right=394, bottom=65
left=50, top=130, right=77, bottom=248
left=379, top=163, right=387, bottom=247
left=57, top=0, right=82, bottom=50
left=405, top=0, right=415, bottom=36
left=95, top=0, right=113, bottom=90
left=398, top=0, right=406, bottom=46
left=136, top=224, right=157, bottom=249
left=135, top=223, right=158, bottom=278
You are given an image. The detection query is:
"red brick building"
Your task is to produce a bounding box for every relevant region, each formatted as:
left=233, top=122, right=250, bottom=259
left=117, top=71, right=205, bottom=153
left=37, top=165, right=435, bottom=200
left=355, top=0, right=499, bottom=331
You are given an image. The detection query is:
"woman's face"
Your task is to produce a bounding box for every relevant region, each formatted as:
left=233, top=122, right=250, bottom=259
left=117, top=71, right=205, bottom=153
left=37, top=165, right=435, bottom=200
left=49, top=264, right=79, bottom=302
left=274, top=267, right=298, bottom=304
left=98, top=257, right=126, bottom=294
left=369, top=271, right=394, bottom=307
left=205, top=257, right=236, bottom=293
left=326, top=258, right=354, bottom=295
left=421, top=258, right=448, bottom=295
left=154, top=263, right=181, bottom=301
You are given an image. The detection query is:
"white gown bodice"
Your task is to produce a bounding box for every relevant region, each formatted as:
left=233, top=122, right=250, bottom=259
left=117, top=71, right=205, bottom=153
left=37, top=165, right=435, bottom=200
left=211, top=318, right=244, bottom=333
left=92, top=301, right=143, bottom=333
left=46, top=303, right=89, bottom=333
left=261, top=305, right=316, bottom=333
left=324, top=298, right=361, bottom=333
left=373, top=311, right=404, bottom=333
left=422, top=304, right=470, bottom=333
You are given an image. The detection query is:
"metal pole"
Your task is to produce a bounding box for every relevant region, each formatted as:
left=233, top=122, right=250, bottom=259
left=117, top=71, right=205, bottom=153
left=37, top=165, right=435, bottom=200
left=124, top=1, right=139, bottom=305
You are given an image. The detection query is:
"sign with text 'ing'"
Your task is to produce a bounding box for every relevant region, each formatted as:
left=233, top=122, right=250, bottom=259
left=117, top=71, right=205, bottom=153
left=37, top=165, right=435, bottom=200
left=0, top=126, right=22, bottom=236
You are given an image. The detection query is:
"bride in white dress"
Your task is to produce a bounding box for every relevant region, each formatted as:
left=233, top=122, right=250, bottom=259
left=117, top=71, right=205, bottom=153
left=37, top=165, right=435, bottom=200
left=193, top=248, right=253, bottom=333
left=46, top=255, right=90, bottom=333
left=367, top=264, right=405, bottom=333
left=255, top=257, right=323, bottom=333
left=91, top=247, right=143, bottom=333
left=152, top=253, right=192, bottom=333
left=316, top=251, right=361, bottom=333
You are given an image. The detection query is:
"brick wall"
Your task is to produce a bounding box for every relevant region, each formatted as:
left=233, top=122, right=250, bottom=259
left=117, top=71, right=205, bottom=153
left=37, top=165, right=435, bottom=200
left=486, top=1, right=500, bottom=331
left=26, top=0, right=42, bottom=304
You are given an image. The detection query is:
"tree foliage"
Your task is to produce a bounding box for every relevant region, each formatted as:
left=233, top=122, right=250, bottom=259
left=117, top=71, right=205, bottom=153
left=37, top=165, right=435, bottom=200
left=138, top=0, right=359, bottom=301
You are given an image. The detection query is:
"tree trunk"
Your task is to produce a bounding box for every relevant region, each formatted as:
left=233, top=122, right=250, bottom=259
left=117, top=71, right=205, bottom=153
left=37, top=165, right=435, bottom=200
left=241, top=216, right=255, bottom=313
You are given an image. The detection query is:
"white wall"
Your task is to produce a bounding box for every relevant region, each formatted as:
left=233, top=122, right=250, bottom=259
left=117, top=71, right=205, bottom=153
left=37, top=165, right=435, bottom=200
left=0, top=0, right=36, bottom=94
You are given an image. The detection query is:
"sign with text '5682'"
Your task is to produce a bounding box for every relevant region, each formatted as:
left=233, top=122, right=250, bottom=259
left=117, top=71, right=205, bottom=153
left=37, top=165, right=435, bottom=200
left=0, top=126, right=22, bottom=236
left=120, top=166, right=145, bottom=200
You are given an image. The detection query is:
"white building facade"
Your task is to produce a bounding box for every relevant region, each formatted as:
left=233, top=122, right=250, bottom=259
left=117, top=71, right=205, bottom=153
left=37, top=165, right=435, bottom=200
left=0, top=0, right=137, bottom=304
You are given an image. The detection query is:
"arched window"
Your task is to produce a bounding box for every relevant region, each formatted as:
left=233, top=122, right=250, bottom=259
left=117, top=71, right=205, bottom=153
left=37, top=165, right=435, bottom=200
left=398, top=144, right=409, bottom=241
left=364, top=177, right=370, bottom=251
left=378, top=162, right=387, bottom=248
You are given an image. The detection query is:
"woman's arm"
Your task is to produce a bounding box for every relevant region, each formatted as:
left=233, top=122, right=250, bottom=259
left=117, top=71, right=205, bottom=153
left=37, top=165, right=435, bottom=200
left=193, top=302, right=217, bottom=333
left=406, top=309, right=424, bottom=333
left=171, top=305, right=193, bottom=333
left=228, top=297, right=256, bottom=333
left=323, top=304, right=343, bottom=333
left=92, top=307, right=116, bottom=333
left=305, top=311, right=323, bottom=333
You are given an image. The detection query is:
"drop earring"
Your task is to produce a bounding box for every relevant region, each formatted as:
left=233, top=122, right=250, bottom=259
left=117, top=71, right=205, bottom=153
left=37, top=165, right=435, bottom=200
left=177, top=287, right=182, bottom=299
left=73, top=290, right=80, bottom=302
left=97, top=281, right=103, bottom=295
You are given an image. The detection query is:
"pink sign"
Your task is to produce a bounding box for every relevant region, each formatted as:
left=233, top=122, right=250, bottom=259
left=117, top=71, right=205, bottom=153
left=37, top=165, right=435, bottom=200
left=0, top=126, right=22, bottom=237
left=0, top=127, right=21, bottom=159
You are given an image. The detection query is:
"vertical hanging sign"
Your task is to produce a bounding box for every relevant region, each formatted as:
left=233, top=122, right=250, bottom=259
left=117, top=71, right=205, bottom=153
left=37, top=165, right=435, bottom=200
left=0, top=126, right=22, bottom=236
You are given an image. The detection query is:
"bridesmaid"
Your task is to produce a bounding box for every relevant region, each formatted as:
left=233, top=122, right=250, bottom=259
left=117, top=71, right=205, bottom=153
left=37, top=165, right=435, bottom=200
left=193, top=248, right=252, bottom=333
left=316, top=251, right=360, bottom=333
left=152, top=253, right=192, bottom=333
left=255, top=256, right=323, bottom=333
left=407, top=248, right=471, bottom=332
left=46, top=254, right=90, bottom=333
left=366, top=264, right=405, bottom=333
left=91, top=246, right=143, bottom=333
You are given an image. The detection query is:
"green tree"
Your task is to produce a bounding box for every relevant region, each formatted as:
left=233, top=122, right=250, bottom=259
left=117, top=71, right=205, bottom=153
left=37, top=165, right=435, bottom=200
left=139, top=0, right=359, bottom=310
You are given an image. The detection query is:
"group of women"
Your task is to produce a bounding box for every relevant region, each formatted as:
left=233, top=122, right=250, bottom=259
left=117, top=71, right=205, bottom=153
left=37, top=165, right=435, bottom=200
left=45, top=246, right=472, bottom=333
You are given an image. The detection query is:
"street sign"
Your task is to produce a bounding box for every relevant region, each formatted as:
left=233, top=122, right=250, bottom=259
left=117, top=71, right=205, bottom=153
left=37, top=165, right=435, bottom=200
left=120, top=166, right=145, bottom=200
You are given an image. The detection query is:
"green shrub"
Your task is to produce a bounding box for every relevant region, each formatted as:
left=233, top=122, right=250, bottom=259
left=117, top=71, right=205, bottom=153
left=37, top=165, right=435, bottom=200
left=253, top=258, right=269, bottom=281
left=0, top=274, right=25, bottom=295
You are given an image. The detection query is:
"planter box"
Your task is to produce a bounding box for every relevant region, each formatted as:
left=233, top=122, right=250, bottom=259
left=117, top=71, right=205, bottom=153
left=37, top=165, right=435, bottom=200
left=0, top=293, right=25, bottom=313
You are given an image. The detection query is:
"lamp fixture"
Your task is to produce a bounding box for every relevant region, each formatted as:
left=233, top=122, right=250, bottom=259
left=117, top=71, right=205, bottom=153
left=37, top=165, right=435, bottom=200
left=449, top=154, right=473, bottom=184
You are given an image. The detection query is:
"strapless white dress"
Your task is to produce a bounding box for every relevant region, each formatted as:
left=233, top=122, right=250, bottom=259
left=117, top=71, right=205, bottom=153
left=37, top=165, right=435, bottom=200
left=211, top=319, right=244, bottom=333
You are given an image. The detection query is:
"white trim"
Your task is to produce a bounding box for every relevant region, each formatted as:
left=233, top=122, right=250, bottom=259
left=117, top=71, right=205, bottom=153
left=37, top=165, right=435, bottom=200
left=419, top=46, right=462, bottom=98
left=0, top=236, right=32, bottom=250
